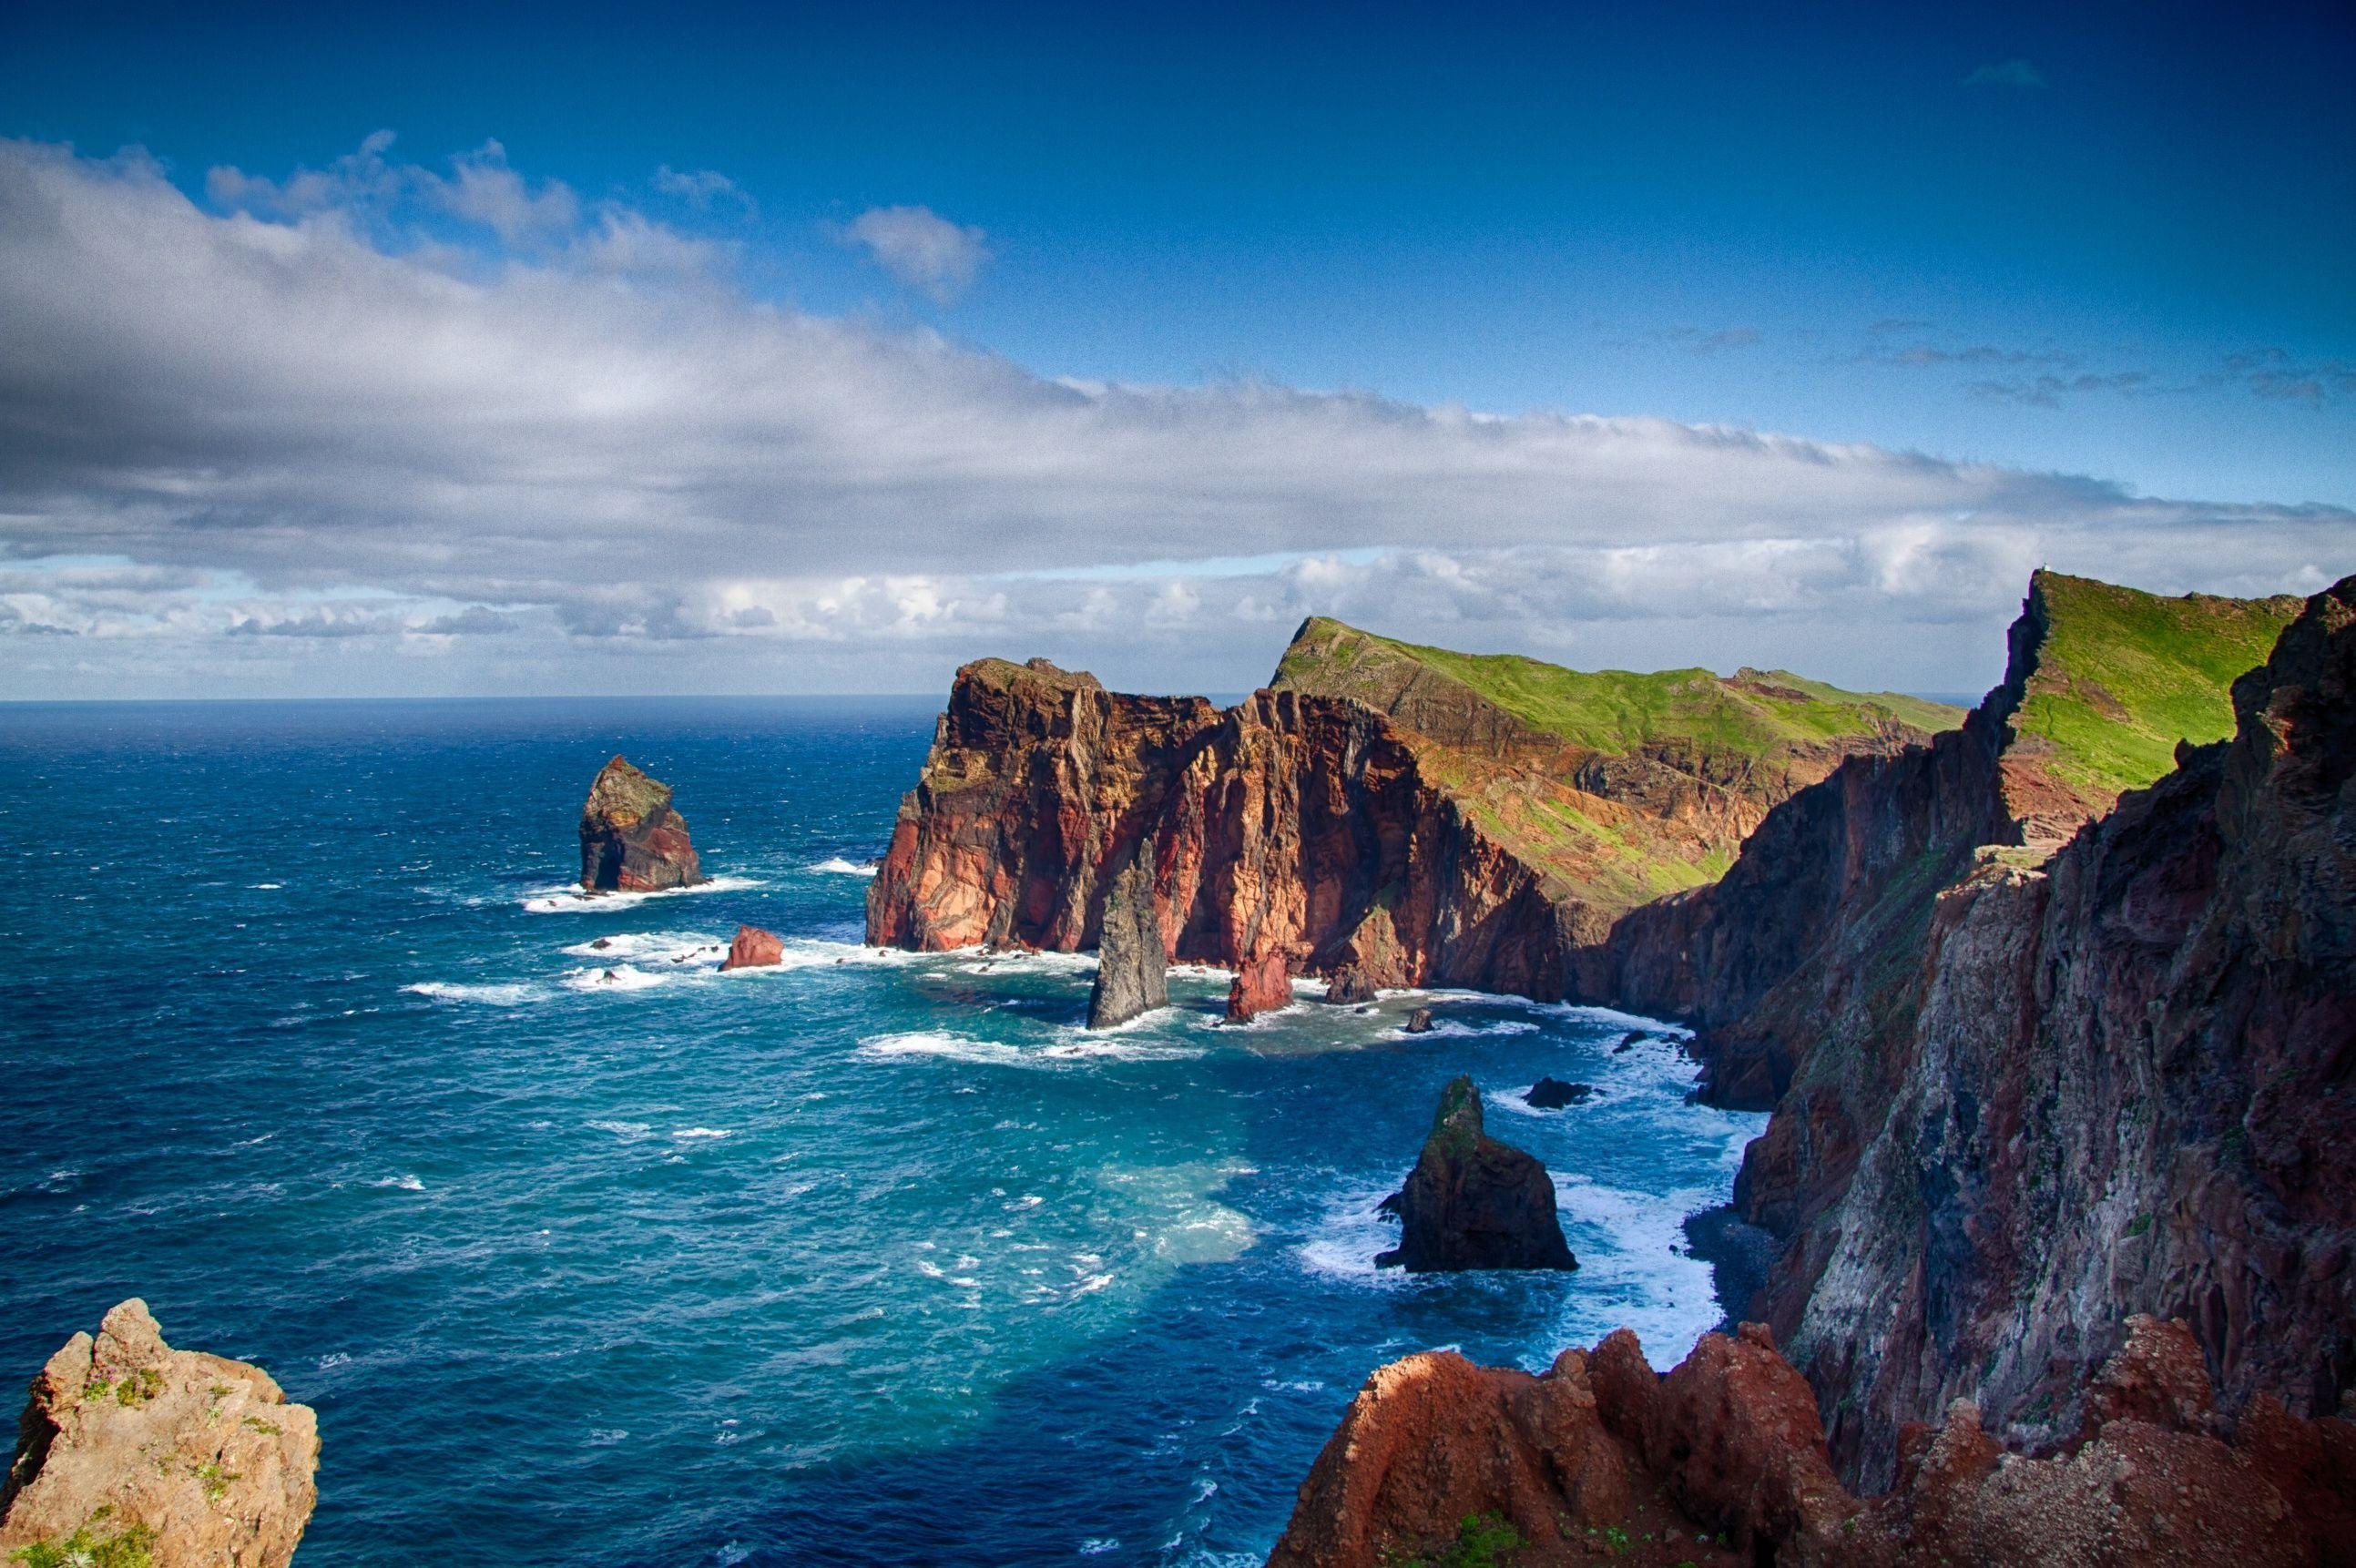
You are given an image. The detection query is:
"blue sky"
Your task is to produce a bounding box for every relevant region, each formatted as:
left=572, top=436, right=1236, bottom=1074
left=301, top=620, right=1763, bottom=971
left=1, top=1, right=2351, bottom=696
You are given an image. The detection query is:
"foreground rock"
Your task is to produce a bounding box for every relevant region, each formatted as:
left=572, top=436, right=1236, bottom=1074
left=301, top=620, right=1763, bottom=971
left=1086, top=854, right=1168, bottom=1028
left=719, top=924, right=783, bottom=971
left=579, top=755, right=706, bottom=892
left=1267, top=1316, right=2356, bottom=1568
left=0, top=1299, right=318, bottom=1568
left=1402, top=1007, right=1434, bottom=1033
left=1376, top=1077, right=1576, bottom=1273
left=1225, top=951, right=1291, bottom=1023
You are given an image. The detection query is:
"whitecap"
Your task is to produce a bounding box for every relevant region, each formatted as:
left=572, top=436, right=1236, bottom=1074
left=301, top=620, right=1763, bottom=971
left=860, top=1031, right=1027, bottom=1066
left=671, top=1127, right=730, bottom=1140
left=521, top=874, right=760, bottom=913
left=370, top=1175, right=424, bottom=1192
left=248, top=882, right=283, bottom=891
left=586, top=1120, right=652, bottom=1140
left=403, top=981, right=540, bottom=1006
left=809, top=856, right=880, bottom=878
left=1393, top=1018, right=1538, bottom=1041
left=560, top=964, right=668, bottom=993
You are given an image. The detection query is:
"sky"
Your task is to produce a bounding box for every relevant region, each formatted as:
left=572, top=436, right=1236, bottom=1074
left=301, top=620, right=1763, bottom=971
left=1, top=0, right=2351, bottom=699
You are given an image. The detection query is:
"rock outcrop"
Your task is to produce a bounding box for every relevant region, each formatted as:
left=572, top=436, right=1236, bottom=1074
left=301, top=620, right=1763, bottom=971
left=1402, top=1007, right=1434, bottom=1033
left=1266, top=1315, right=2356, bottom=1568
left=1376, top=1077, right=1576, bottom=1273
left=1524, top=1077, right=1593, bottom=1109
left=1, top=1299, right=319, bottom=1568
left=866, top=630, right=1954, bottom=999
left=719, top=924, right=783, bottom=971
left=579, top=755, right=706, bottom=891
left=1086, top=853, right=1168, bottom=1028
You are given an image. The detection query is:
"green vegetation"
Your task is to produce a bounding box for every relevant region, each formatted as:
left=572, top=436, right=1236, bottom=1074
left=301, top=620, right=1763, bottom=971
left=2013, top=571, right=2300, bottom=802
left=83, top=1369, right=161, bottom=1408
left=10, top=1515, right=156, bottom=1568
left=1430, top=1512, right=1525, bottom=1568
left=1274, top=616, right=1963, bottom=755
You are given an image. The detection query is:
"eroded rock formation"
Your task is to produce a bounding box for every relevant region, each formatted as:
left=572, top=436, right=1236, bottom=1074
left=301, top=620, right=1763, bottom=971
left=579, top=755, right=706, bottom=891
left=719, top=924, right=783, bottom=971
left=1, top=1299, right=318, bottom=1568
left=1086, top=853, right=1168, bottom=1028
left=1376, top=1077, right=1576, bottom=1273
left=1267, top=1316, right=2356, bottom=1568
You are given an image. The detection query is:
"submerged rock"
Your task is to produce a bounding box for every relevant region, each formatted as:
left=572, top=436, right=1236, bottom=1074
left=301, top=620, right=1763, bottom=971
left=1086, top=855, right=1168, bottom=1029
left=1523, top=1077, right=1594, bottom=1109
left=0, top=1298, right=318, bottom=1568
left=578, top=755, right=706, bottom=892
left=1402, top=1007, right=1435, bottom=1034
left=1375, top=1077, right=1576, bottom=1273
left=720, top=924, right=784, bottom=971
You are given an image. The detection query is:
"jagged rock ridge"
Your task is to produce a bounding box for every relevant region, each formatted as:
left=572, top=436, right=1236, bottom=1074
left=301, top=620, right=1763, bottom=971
left=1086, top=852, right=1168, bottom=1028
left=579, top=754, right=706, bottom=891
left=1, top=1299, right=318, bottom=1568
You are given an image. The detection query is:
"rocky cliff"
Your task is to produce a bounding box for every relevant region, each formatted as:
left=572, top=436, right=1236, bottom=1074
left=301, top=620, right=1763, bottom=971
left=1, top=1299, right=318, bottom=1568
left=579, top=754, right=706, bottom=891
left=1589, top=572, right=2341, bottom=1488
left=866, top=630, right=1955, bottom=1009
left=1266, top=1315, right=2356, bottom=1567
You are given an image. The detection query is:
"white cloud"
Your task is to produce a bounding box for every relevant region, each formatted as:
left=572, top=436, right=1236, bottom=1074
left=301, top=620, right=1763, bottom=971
left=652, top=165, right=747, bottom=209
left=0, top=136, right=2346, bottom=698
left=837, top=203, right=992, bottom=302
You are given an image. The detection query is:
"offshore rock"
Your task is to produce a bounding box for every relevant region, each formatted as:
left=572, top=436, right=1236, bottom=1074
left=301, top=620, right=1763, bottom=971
left=1225, top=951, right=1291, bottom=1023
left=579, top=755, right=706, bottom=891
left=1375, top=1077, right=1576, bottom=1273
left=1524, top=1077, right=1594, bottom=1110
left=1266, top=1316, right=2356, bottom=1568
left=719, top=924, right=783, bottom=971
left=1322, top=966, right=1377, bottom=1004
left=1402, top=1007, right=1434, bottom=1033
left=1086, top=853, right=1168, bottom=1028
left=0, top=1299, right=319, bottom=1568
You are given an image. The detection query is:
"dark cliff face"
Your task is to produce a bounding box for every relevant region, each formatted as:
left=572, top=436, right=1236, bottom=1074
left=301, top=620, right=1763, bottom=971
left=1622, top=576, right=2356, bottom=1489
left=1085, top=853, right=1168, bottom=1028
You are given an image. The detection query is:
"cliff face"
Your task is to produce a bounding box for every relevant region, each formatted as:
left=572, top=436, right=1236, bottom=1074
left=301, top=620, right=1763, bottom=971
left=1596, top=574, right=2351, bottom=1487
left=868, top=657, right=1571, bottom=1005
left=1266, top=1315, right=2356, bottom=1568
left=867, top=628, right=1953, bottom=1004
left=579, top=755, right=706, bottom=891
left=1, top=1299, right=318, bottom=1568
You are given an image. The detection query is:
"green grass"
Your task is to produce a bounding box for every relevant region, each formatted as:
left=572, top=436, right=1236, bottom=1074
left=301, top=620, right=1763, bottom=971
left=2014, top=571, right=2300, bottom=800
left=11, top=1516, right=156, bottom=1568
left=1274, top=616, right=1963, bottom=756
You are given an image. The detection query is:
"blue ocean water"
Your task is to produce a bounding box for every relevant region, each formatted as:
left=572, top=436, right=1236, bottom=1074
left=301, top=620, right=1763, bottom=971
left=0, top=698, right=1764, bottom=1566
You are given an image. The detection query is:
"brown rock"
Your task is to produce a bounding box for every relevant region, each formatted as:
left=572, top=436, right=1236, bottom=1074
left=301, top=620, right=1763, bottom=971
left=1323, top=965, right=1377, bottom=1004
left=719, top=924, right=783, bottom=971
left=1, top=1299, right=318, bottom=1568
left=579, top=755, right=706, bottom=891
left=1402, top=1006, right=1434, bottom=1033
left=1225, top=951, right=1291, bottom=1023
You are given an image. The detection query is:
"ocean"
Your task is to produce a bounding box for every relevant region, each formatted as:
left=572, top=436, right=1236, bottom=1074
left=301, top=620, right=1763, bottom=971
left=0, top=697, right=1765, bottom=1566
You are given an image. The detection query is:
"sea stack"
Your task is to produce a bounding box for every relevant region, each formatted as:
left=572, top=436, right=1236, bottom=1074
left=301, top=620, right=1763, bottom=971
left=1376, top=1076, right=1576, bottom=1273
left=1224, top=950, right=1291, bottom=1023
left=1086, top=856, right=1168, bottom=1029
left=720, top=924, right=784, bottom=971
left=0, top=1299, right=319, bottom=1568
left=578, top=755, right=706, bottom=892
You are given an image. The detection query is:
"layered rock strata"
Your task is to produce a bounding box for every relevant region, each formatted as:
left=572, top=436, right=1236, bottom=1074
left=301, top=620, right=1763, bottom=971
left=579, top=755, right=706, bottom=891
left=1266, top=1316, right=2356, bottom=1568
left=1375, top=1077, right=1576, bottom=1273
left=1086, top=853, right=1168, bottom=1028
left=1, top=1299, right=319, bottom=1568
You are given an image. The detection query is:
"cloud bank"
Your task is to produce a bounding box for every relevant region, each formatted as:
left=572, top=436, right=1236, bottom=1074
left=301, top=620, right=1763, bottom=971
left=0, top=137, right=2346, bottom=698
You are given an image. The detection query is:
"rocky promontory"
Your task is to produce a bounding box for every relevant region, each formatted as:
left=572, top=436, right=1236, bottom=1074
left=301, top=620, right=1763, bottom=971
left=1086, top=852, right=1168, bottom=1028
left=1266, top=1315, right=2356, bottom=1567
left=579, top=755, right=706, bottom=892
left=0, top=1299, right=318, bottom=1568
left=1376, top=1077, right=1576, bottom=1273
